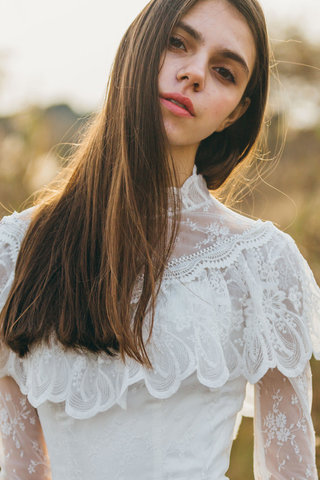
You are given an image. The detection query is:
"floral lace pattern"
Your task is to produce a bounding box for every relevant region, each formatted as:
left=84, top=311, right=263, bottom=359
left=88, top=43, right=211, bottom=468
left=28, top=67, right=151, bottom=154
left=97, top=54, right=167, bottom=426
left=0, top=376, right=51, bottom=479
left=254, top=366, right=317, bottom=479
left=264, top=389, right=306, bottom=464
left=0, top=169, right=319, bottom=478
left=0, top=187, right=320, bottom=418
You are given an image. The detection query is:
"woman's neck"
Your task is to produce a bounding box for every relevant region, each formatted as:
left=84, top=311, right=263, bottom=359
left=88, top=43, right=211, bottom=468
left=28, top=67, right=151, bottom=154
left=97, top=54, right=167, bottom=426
left=168, top=144, right=198, bottom=187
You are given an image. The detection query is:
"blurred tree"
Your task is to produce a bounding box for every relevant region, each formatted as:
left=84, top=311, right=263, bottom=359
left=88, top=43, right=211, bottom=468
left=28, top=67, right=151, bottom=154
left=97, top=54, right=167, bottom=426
left=0, top=104, right=86, bottom=217
left=269, top=29, right=320, bottom=129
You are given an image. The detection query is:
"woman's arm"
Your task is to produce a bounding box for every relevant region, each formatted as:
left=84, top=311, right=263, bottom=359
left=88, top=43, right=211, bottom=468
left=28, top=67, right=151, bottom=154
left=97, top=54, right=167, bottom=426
left=253, top=365, right=318, bottom=479
left=0, top=213, right=51, bottom=478
left=0, top=376, right=51, bottom=480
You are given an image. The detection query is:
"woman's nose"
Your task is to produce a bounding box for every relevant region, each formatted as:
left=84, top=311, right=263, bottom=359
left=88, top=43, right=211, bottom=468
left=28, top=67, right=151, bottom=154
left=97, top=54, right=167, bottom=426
left=176, top=62, right=205, bottom=91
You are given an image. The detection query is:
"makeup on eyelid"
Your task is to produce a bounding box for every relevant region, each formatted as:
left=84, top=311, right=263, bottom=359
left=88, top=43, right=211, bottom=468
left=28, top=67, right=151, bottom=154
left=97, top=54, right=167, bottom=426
left=168, top=36, right=237, bottom=84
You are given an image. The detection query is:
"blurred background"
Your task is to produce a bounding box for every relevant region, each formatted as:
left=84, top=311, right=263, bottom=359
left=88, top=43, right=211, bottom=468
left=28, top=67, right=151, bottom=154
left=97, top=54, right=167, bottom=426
left=0, top=0, right=319, bottom=477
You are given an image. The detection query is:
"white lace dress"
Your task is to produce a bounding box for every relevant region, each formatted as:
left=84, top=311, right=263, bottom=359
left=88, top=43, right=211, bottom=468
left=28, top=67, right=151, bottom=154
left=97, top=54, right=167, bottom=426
left=0, top=167, right=319, bottom=480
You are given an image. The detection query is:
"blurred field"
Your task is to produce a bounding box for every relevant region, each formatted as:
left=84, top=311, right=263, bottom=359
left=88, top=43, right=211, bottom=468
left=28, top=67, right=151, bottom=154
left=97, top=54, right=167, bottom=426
left=0, top=28, right=319, bottom=478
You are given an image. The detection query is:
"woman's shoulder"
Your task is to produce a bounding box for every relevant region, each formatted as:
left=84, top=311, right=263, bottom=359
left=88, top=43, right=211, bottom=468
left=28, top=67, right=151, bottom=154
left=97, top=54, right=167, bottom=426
left=0, top=207, right=35, bottom=309
left=172, top=194, right=304, bottom=279
left=0, top=207, right=35, bottom=244
left=0, top=207, right=35, bottom=259
left=207, top=195, right=295, bottom=244
left=209, top=199, right=311, bottom=266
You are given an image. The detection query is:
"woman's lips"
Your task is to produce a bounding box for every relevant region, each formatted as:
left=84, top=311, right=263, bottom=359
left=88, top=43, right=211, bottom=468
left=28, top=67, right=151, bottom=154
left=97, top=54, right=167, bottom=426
left=160, top=93, right=195, bottom=118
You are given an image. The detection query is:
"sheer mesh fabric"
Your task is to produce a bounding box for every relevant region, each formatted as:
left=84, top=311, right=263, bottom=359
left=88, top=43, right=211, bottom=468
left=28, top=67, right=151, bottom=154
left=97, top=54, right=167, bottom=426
left=254, top=366, right=317, bottom=479
left=0, top=376, right=51, bottom=479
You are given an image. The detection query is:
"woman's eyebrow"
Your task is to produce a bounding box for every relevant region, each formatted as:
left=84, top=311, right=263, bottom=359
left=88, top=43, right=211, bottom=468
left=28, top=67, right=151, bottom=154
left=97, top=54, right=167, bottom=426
left=176, top=20, right=204, bottom=44
left=175, top=21, right=250, bottom=76
left=217, top=49, right=249, bottom=76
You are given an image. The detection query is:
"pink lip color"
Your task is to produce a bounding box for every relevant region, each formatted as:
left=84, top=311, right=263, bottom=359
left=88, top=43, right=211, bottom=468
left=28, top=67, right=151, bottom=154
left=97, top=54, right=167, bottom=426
left=160, top=93, right=195, bottom=118
left=160, top=97, right=194, bottom=118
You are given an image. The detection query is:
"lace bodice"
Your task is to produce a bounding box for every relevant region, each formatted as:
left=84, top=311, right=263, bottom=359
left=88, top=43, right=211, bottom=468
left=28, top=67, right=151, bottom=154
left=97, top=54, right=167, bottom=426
left=0, top=167, right=319, bottom=479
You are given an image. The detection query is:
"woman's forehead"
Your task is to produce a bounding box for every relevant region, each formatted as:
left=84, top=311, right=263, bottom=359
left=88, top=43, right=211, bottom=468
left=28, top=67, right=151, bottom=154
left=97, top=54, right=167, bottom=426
left=177, top=0, right=256, bottom=75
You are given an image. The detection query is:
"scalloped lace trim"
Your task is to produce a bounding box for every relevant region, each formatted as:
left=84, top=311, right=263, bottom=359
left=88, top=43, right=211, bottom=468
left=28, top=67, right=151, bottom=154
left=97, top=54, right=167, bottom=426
left=0, top=225, right=319, bottom=419
left=165, top=219, right=270, bottom=276
left=0, top=200, right=320, bottom=419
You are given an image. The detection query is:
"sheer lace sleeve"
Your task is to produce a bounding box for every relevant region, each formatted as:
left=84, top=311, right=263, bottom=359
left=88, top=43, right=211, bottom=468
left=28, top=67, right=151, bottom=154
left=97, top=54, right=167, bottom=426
left=0, top=211, right=51, bottom=478
left=253, top=365, right=318, bottom=479
left=0, top=376, right=51, bottom=479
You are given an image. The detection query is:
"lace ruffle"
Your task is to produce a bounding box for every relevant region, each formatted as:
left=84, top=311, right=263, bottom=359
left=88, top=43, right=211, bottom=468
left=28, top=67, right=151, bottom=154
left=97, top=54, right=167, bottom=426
left=0, top=209, right=320, bottom=419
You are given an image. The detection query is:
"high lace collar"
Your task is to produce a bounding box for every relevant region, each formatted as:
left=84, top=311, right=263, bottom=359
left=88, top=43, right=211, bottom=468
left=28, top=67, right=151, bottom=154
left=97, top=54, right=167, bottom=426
left=170, top=165, right=212, bottom=211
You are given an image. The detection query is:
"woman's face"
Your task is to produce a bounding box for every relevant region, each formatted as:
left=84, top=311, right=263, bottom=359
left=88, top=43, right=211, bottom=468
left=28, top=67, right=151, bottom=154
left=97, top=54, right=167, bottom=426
left=158, top=0, right=256, bottom=150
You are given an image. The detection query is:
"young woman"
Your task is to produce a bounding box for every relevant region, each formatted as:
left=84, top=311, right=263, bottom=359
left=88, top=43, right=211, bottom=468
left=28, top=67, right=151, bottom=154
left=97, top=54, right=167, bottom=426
left=0, top=0, right=319, bottom=478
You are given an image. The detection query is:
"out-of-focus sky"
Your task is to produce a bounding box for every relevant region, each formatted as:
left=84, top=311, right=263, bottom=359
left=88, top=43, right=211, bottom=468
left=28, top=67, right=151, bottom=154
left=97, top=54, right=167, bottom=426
left=0, top=0, right=319, bottom=116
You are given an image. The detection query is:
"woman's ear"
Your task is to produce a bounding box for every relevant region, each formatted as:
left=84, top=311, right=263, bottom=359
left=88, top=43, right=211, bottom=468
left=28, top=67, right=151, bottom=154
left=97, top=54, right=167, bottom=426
left=216, top=97, right=251, bottom=132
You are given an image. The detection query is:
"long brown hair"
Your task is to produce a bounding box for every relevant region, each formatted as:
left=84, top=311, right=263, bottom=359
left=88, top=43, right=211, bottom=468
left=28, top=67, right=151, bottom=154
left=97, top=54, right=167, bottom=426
left=1, top=0, right=270, bottom=367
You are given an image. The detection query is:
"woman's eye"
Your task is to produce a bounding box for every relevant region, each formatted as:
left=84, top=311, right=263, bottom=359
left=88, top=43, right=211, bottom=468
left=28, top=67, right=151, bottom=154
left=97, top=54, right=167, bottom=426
left=169, top=36, right=186, bottom=51
left=214, top=67, right=235, bottom=84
